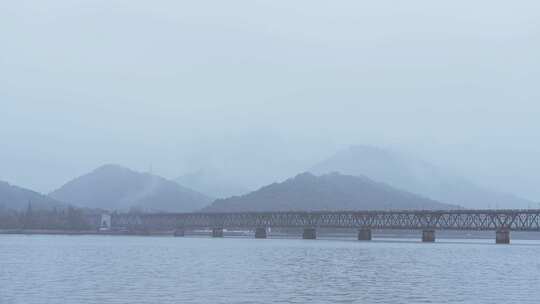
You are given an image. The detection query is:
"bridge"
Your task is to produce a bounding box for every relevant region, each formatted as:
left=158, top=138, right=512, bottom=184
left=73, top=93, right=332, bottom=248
left=109, top=209, right=540, bottom=244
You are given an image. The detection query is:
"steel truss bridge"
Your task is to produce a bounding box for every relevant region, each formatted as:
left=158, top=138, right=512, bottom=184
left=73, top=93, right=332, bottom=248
left=112, top=209, right=540, bottom=231
left=109, top=209, right=540, bottom=243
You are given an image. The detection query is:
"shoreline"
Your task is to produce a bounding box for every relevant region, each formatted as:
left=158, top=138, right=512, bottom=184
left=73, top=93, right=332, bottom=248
left=0, top=229, right=157, bottom=236
left=3, top=229, right=540, bottom=240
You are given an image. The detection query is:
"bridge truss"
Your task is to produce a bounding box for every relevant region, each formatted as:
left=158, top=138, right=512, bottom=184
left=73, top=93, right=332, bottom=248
left=111, top=209, right=540, bottom=231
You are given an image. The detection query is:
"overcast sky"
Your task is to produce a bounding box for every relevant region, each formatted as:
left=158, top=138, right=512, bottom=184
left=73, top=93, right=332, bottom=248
left=1, top=0, right=539, bottom=200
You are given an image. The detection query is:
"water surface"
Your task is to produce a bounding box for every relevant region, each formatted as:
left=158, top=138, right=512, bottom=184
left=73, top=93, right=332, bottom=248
left=1, top=235, right=539, bottom=304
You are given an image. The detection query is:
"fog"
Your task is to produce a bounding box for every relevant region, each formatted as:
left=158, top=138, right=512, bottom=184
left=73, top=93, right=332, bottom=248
left=1, top=0, right=539, bottom=201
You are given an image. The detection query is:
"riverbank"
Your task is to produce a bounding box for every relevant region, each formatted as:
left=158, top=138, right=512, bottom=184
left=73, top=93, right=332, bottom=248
left=0, top=229, right=249, bottom=237
left=3, top=229, right=540, bottom=240
left=0, top=229, right=153, bottom=236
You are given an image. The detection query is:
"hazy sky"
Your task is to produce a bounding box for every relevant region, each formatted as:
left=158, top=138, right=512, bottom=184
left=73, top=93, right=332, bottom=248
left=1, top=1, right=539, bottom=200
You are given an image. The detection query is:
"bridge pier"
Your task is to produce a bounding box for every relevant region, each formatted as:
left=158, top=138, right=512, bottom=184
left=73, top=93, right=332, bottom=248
left=174, top=228, right=185, bottom=237
left=302, top=227, right=317, bottom=240
left=422, top=230, right=435, bottom=242
left=212, top=227, right=224, bottom=238
left=255, top=227, right=267, bottom=239
left=496, top=229, right=510, bottom=244
left=358, top=228, right=372, bottom=241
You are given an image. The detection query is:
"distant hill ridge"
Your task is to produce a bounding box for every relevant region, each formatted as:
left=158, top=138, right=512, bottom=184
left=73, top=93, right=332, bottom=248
left=49, top=164, right=212, bottom=212
left=0, top=180, right=64, bottom=211
left=309, top=145, right=533, bottom=209
left=203, top=172, right=457, bottom=212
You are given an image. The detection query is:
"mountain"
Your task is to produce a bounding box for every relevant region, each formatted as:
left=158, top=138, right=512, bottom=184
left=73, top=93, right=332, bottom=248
left=310, top=145, right=533, bottom=209
left=203, top=172, right=457, bottom=212
left=49, top=164, right=213, bottom=212
left=175, top=169, right=251, bottom=199
left=0, top=180, right=65, bottom=211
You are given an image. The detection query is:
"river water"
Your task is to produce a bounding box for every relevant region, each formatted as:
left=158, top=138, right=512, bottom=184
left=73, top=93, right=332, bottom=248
left=1, top=235, right=539, bottom=304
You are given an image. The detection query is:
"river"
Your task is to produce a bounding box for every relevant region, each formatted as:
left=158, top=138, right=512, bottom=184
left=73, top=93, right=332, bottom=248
left=1, top=235, right=539, bottom=304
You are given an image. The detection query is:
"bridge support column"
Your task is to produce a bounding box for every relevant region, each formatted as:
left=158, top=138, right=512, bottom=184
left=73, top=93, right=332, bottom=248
left=174, top=228, right=185, bottom=237
left=302, top=227, right=317, bottom=240
left=255, top=227, right=267, bottom=239
left=212, top=227, right=224, bottom=238
left=496, top=229, right=510, bottom=244
left=358, top=228, right=372, bottom=241
left=422, top=230, right=435, bottom=242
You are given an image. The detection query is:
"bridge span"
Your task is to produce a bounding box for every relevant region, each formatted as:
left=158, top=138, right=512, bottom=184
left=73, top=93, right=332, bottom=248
left=110, top=209, right=540, bottom=244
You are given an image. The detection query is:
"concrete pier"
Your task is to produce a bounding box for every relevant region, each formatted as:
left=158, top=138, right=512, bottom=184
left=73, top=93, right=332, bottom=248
left=302, top=227, right=317, bottom=239
left=358, top=228, right=372, bottom=241
left=496, top=229, right=510, bottom=244
left=254, top=227, right=267, bottom=239
left=422, top=229, right=435, bottom=242
left=173, top=228, right=185, bottom=237
left=212, top=227, right=224, bottom=238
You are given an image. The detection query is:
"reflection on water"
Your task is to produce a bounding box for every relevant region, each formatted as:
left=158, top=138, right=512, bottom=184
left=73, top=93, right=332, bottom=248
left=1, top=235, right=539, bottom=304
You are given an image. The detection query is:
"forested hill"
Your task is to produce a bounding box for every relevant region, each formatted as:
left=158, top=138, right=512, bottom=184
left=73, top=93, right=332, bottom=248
left=204, top=172, right=458, bottom=212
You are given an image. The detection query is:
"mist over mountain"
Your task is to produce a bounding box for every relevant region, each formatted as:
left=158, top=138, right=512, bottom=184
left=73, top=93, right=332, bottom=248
left=0, top=180, right=64, bottom=211
left=204, top=172, right=456, bottom=212
left=175, top=169, right=251, bottom=199
left=310, top=146, right=533, bottom=209
left=49, top=164, right=212, bottom=212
